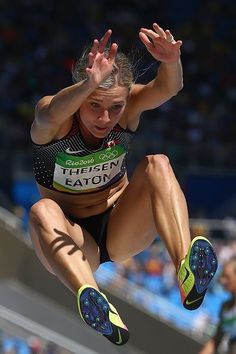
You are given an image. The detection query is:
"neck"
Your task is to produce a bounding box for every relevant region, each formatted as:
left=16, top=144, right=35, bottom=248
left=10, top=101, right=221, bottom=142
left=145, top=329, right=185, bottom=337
left=78, top=118, right=103, bottom=149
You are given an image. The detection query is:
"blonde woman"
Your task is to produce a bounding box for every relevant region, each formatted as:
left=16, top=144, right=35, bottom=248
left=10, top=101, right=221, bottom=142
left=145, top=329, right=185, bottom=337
left=30, top=24, right=217, bottom=345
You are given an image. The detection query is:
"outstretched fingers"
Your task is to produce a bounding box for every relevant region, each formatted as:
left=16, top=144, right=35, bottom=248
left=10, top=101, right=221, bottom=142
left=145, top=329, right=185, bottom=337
left=90, top=39, right=99, bottom=55
left=174, top=40, right=183, bottom=48
left=87, top=52, right=95, bottom=68
left=141, top=24, right=182, bottom=47
left=153, top=23, right=166, bottom=38
left=139, top=23, right=183, bottom=63
left=140, top=27, right=159, bottom=41
left=108, top=43, right=118, bottom=62
left=89, top=29, right=112, bottom=62
left=98, top=29, right=112, bottom=53
left=85, top=29, right=118, bottom=82
left=140, top=28, right=182, bottom=49
left=139, top=31, right=155, bottom=51
left=164, top=29, right=182, bottom=47
left=165, top=29, right=174, bottom=43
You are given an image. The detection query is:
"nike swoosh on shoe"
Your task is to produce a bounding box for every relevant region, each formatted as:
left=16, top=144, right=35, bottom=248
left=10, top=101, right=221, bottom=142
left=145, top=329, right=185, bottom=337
left=185, top=296, right=204, bottom=306
left=116, top=328, right=122, bottom=345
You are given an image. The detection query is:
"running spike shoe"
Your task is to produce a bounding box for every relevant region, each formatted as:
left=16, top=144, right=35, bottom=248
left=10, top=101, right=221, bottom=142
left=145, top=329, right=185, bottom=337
left=177, top=236, right=218, bottom=310
left=77, top=285, right=129, bottom=345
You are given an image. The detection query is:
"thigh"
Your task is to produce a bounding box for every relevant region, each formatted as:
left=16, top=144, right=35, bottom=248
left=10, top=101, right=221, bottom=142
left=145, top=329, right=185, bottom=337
left=106, top=159, right=157, bottom=262
left=29, top=200, right=100, bottom=273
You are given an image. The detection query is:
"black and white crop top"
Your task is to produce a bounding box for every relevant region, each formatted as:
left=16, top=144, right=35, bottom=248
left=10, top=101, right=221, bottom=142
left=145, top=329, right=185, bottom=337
left=32, top=118, right=134, bottom=194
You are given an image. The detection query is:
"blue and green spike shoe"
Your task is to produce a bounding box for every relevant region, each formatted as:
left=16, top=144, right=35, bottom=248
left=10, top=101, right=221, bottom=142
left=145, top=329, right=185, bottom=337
left=177, top=236, right=218, bottom=310
left=77, top=285, right=129, bottom=345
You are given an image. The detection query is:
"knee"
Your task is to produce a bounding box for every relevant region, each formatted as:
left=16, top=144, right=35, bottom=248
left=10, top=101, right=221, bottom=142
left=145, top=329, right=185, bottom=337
left=142, top=154, right=173, bottom=191
left=145, top=154, right=170, bottom=179
left=29, top=198, right=62, bottom=226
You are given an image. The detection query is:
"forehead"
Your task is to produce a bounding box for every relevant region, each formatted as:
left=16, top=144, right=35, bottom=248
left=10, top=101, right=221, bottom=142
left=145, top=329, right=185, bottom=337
left=88, top=86, right=128, bottom=102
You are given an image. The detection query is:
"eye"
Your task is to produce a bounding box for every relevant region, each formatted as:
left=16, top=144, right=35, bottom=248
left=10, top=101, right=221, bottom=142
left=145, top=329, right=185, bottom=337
left=110, top=104, right=124, bottom=111
left=90, top=102, right=100, bottom=109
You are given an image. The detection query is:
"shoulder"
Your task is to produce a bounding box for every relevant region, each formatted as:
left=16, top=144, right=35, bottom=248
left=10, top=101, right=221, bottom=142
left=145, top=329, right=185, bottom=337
left=128, top=83, right=146, bottom=100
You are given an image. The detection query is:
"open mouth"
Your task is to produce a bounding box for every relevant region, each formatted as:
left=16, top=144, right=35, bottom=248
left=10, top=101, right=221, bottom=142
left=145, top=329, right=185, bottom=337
left=94, top=126, right=108, bottom=132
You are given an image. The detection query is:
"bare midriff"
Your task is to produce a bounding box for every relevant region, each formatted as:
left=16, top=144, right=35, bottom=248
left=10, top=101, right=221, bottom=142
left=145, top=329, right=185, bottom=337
left=37, top=174, right=128, bottom=218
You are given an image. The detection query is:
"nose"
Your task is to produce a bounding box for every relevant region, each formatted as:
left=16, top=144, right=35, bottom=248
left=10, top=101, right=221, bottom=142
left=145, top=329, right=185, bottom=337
left=98, top=110, right=110, bottom=123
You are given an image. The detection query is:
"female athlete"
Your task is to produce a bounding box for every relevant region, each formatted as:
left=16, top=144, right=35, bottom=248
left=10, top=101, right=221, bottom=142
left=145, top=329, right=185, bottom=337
left=30, top=23, right=218, bottom=345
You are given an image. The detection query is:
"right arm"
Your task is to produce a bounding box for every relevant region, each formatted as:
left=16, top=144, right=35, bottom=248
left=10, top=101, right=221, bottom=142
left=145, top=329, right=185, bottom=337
left=40, top=80, right=98, bottom=124
left=31, top=80, right=97, bottom=144
left=31, top=30, right=117, bottom=144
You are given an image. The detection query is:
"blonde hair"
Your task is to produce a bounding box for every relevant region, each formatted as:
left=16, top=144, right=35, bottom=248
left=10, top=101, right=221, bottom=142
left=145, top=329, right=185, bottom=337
left=72, top=47, right=134, bottom=90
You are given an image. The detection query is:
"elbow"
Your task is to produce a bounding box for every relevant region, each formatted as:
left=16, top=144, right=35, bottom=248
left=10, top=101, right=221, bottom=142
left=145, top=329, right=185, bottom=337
left=179, top=80, right=184, bottom=92
left=47, top=103, right=58, bottom=124
left=35, top=96, right=58, bottom=125
left=172, top=80, right=184, bottom=97
left=48, top=112, right=57, bottom=125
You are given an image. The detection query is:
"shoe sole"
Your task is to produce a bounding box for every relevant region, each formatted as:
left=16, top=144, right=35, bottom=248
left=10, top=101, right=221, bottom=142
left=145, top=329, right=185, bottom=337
left=184, top=237, right=218, bottom=310
left=78, top=287, right=112, bottom=335
left=78, top=287, right=129, bottom=345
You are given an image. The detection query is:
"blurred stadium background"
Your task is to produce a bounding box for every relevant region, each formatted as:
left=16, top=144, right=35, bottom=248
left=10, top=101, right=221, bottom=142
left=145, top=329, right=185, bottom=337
left=1, top=0, right=236, bottom=353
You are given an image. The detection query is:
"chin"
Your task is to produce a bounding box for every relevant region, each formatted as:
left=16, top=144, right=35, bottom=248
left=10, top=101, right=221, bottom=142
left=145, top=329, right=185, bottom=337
left=93, top=127, right=110, bottom=137
left=91, top=131, right=104, bottom=138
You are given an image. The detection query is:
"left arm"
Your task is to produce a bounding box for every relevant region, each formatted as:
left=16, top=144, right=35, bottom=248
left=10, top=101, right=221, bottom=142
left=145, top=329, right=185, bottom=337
left=127, top=23, right=183, bottom=130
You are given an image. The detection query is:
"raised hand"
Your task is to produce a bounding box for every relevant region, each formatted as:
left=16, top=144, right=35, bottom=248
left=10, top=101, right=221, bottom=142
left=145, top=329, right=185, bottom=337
left=86, top=30, right=118, bottom=86
left=139, top=23, right=182, bottom=64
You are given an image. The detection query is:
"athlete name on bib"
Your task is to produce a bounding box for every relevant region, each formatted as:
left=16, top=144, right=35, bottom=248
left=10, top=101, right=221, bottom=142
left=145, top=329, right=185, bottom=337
left=53, top=145, right=126, bottom=193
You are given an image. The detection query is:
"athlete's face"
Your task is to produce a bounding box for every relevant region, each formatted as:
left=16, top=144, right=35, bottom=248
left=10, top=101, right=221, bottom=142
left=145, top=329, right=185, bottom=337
left=220, top=263, right=236, bottom=294
left=79, top=86, right=128, bottom=139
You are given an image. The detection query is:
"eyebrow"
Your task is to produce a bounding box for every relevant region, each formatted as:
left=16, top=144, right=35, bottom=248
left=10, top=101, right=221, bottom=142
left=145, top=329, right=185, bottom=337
left=89, top=98, right=103, bottom=102
left=89, top=98, right=126, bottom=104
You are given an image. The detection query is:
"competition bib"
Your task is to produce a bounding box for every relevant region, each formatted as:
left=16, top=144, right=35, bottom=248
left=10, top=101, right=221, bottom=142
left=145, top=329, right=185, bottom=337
left=53, top=145, right=126, bottom=193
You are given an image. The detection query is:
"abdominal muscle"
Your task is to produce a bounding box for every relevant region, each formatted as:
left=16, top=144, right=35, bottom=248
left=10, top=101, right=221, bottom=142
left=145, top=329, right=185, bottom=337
left=37, top=174, right=128, bottom=218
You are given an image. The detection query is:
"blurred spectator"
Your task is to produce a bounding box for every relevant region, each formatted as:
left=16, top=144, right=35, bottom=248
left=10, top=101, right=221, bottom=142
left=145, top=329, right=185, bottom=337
left=27, top=336, right=43, bottom=354
left=198, top=256, right=236, bottom=354
left=0, top=330, right=72, bottom=354
left=1, top=335, right=31, bottom=354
